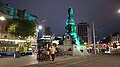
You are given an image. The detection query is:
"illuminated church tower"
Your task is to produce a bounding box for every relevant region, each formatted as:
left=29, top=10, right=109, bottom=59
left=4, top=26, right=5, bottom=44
left=63, top=7, right=88, bottom=55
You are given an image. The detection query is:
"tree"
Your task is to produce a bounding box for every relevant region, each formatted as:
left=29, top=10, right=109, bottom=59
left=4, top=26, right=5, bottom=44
left=7, top=18, right=36, bottom=39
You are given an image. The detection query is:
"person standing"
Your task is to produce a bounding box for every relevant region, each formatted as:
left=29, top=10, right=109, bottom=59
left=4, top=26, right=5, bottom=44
left=45, top=48, right=50, bottom=61
left=50, top=46, right=56, bottom=61
left=37, top=49, right=43, bottom=62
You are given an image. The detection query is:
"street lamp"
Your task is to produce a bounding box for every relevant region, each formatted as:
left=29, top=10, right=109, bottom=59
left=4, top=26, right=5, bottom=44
left=36, top=25, right=44, bottom=39
left=118, top=9, right=120, bottom=13
left=0, top=16, right=6, bottom=21
left=38, top=25, right=43, bottom=30
left=36, top=20, right=46, bottom=41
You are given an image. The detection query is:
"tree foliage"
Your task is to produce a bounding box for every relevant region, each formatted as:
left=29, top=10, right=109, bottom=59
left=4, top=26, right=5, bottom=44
left=7, top=18, right=36, bottom=39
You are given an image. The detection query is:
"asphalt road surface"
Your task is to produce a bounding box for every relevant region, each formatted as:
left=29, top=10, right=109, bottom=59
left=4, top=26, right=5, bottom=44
left=26, top=54, right=120, bottom=67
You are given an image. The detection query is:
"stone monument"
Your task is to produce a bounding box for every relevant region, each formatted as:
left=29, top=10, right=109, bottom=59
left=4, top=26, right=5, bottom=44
left=63, top=7, right=88, bottom=56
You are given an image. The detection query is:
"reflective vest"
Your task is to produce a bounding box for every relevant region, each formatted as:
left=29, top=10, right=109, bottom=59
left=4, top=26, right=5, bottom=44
left=51, top=47, right=56, bottom=54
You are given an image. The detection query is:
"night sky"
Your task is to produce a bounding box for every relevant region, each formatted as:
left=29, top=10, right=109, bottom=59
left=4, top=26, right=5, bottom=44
left=1, top=0, right=120, bottom=39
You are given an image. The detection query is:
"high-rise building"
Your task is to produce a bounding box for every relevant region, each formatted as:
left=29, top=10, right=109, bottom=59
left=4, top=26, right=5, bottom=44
left=44, top=26, right=52, bottom=36
left=77, top=23, right=92, bottom=47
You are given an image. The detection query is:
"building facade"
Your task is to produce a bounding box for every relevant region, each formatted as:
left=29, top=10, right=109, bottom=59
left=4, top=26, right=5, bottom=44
left=77, top=23, right=92, bottom=48
left=0, top=2, right=37, bottom=55
left=110, top=33, right=120, bottom=47
left=44, top=26, right=52, bottom=36
left=0, top=2, right=37, bottom=39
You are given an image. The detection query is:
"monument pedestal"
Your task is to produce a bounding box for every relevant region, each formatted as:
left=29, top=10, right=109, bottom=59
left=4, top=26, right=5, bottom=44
left=62, top=34, right=89, bottom=56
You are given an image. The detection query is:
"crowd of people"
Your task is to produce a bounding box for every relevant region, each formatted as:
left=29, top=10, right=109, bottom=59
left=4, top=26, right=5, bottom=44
left=37, top=45, right=56, bottom=62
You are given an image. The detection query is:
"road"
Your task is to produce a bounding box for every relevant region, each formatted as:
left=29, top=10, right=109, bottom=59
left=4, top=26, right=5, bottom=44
left=26, top=54, right=120, bottom=67
left=1, top=54, right=120, bottom=67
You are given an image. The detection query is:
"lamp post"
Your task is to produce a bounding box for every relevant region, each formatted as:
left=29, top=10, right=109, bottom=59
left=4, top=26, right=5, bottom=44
left=37, top=20, right=46, bottom=39
left=36, top=24, right=43, bottom=51
left=38, top=25, right=43, bottom=38
left=0, top=16, right=6, bottom=38
left=92, top=22, right=96, bottom=54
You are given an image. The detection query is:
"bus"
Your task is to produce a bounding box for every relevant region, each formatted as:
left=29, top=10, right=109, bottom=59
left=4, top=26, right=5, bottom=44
left=0, top=39, right=33, bottom=57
